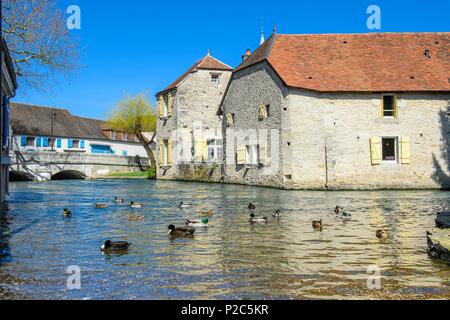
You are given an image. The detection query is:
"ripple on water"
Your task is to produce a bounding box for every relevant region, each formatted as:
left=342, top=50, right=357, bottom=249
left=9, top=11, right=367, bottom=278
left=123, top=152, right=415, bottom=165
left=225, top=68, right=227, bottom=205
left=0, top=180, right=449, bottom=300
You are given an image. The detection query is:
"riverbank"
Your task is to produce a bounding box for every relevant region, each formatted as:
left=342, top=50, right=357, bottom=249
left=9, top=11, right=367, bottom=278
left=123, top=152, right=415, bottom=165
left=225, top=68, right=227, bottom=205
left=106, top=168, right=156, bottom=179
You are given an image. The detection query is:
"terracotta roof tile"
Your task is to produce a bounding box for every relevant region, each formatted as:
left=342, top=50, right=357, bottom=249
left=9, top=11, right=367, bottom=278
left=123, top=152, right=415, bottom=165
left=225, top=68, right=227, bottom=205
left=234, top=33, right=450, bottom=92
left=157, top=55, right=233, bottom=95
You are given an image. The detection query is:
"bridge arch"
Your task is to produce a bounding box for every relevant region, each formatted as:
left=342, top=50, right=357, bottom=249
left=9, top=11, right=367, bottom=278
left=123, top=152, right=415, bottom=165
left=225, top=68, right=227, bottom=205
left=9, top=171, right=34, bottom=182
left=51, top=170, right=87, bottom=181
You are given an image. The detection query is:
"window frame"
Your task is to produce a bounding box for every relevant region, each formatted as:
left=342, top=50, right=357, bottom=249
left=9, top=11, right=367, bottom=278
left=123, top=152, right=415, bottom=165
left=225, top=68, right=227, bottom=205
left=26, top=136, right=36, bottom=147
left=381, top=94, right=398, bottom=119
left=211, top=74, right=220, bottom=84
left=381, top=137, right=398, bottom=163
left=206, top=139, right=223, bottom=163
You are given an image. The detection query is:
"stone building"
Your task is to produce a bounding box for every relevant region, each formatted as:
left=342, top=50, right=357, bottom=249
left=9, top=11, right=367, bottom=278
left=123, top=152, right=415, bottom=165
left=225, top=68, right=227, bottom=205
left=1, top=38, right=18, bottom=204
left=219, top=32, right=450, bottom=190
left=156, top=52, right=232, bottom=181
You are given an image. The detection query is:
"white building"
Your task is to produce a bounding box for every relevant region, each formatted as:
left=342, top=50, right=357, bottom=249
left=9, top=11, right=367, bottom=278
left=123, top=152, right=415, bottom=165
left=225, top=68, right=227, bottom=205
left=10, top=103, right=149, bottom=158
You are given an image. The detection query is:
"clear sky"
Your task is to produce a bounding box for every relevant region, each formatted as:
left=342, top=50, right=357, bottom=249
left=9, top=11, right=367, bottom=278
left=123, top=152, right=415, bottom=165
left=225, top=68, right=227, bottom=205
left=13, top=0, right=450, bottom=119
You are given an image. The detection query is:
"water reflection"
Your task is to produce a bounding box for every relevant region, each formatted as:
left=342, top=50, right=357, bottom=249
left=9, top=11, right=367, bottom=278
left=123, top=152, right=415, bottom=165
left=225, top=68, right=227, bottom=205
left=0, top=180, right=449, bottom=300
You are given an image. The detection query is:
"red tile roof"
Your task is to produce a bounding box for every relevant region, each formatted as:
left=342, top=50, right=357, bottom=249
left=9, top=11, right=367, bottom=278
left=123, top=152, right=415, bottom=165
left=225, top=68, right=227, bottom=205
left=235, top=33, right=450, bottom=92
left=157, top=55, right=233, bottom=96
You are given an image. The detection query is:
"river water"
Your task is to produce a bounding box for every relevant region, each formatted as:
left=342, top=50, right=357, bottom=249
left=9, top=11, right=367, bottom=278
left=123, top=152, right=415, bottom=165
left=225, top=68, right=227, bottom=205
left=0, top=179, right=449, bottom=300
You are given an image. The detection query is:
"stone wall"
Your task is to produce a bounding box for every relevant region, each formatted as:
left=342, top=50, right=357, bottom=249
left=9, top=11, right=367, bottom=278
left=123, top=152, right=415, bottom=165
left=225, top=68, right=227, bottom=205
left=221, top=62, right=288, bottom=188
left=157, top=68, right=232, bottom=182
left=222, top=61, right=450, bottom=190
left=287, top=90, right=450, bottom=190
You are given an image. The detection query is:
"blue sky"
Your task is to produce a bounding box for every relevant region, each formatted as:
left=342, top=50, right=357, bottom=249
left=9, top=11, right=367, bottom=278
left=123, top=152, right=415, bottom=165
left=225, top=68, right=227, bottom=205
left=14, top=0, right=450, bottom=119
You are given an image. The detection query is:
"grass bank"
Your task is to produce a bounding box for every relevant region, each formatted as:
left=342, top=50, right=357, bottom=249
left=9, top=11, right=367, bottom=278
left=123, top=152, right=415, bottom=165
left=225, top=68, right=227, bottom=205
left=107, top=167, right=156, bottom=179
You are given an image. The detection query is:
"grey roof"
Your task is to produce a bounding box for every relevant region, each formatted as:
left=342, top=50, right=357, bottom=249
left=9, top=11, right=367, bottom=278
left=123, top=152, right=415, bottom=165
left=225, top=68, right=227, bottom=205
left=9, top=103, right=137, bottom=143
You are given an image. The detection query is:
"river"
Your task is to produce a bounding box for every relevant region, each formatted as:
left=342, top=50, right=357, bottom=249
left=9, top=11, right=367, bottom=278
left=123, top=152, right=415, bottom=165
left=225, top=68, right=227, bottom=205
left=0, top=179, right=449, bottom=300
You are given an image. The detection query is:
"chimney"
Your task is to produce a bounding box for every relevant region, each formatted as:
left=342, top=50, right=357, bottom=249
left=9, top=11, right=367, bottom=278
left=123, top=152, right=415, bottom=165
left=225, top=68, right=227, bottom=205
left=242, top=48, right=251, bottom=62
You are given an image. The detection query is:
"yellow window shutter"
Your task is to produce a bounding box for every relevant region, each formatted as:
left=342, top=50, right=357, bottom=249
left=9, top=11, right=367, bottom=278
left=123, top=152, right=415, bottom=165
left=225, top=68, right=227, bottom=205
left=159, top=140, right=164, bottom=167
left=168, top=94, right=173, bottom=117
left=237, top=145, right=246, bottom=165
left=259, top=145, right=267, bottom=165
left=194, top=139, right=206, bottom=162
left=401, top=136, right=411, bottom=164
left=201, top=139, right=207, bottom=162
left=370, top=137, right=381, bottom=165
left=226, top=114, right=233, bottom=126
left=167, top=139, right=173, bottom=167
left=259, top=104, right=267, bottom=119
left=158, top=96, right=164, bottom=119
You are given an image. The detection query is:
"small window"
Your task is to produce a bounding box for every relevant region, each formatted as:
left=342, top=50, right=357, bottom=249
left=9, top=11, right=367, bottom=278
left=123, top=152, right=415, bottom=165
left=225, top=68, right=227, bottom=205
left=123, top=133, right=128, bottom=141
left=245, top=144, right=258, bottom=165
left=382, top=95, right=397, bottom=118
left=265, top=105, right=270, bottom=117
left=110, top=131, right=116, bottom=140
left=26, top=137, right=35, bottom=147
left=72, top=139, right=80, bottom=149
left=382, top=138, right=397, bottom=162
left=207, top=139, right=223, bottom=162
left=211, top=74, right=220, bottom=83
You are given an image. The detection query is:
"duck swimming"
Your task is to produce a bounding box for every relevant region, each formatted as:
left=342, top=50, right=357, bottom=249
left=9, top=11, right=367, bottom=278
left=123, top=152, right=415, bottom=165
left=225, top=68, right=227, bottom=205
left=334, top=206, right=344, bottom=215
left=179, top=201, right=192, bottom=209
left=250, top=213, right=268, bottom=223
left=185, top=217, right=209, bottom=228
left=248, top=203, right=256, bottom=210
left=130, top=202, right=143, bottom=209
left=95, top=203, right=108, bottom=209
left=340, top=210, right=352, bottom=220
left=114, top=197, right=124, bottom=203
left=376, top=229, right=390, bottom=240
left=168, top=225, right=195, bottom=236
left=128, top=214, right=145, bottom=221
left=198, top=210, right=214, bottom=217
left=272, top=210, right=282, bottom=218
left=312, top=220, right=323, bottom=230
left=62, top=208, right=72, bottom=217
left=101, top=240, right=131, bottom=252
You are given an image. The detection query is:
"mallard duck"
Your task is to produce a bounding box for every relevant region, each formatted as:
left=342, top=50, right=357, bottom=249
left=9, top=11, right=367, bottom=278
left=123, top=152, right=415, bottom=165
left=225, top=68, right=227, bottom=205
left=376, top=229, right=389, bottom=240
left=185, top=217, right=209, bottom=228
left=248, top=203, right=256, bottom=210
left=128, top=214, right=145, bottom=221
left=250, top=213, right=268, bottom=223
left=95, top=203, right=108, bottom=209
left=114, top=197, right=124, bottom=204
left=272, top=210, right=282, bottom=218
left=62, top=208, right=72, bottom=217
left=101, top=240, right=131, bottom=252
left=334, top=206, right=344, bottom=215
left=312, top=220, right=323, bottom=230
left=198, top=210, right=214, bottom=216
left=341, top=210, right=352, bottom=220
left=168, top=225, right=195, bottom=236
left=179, top=201, right=192, bottom=209
left=130, top=202, right=143, bottom=209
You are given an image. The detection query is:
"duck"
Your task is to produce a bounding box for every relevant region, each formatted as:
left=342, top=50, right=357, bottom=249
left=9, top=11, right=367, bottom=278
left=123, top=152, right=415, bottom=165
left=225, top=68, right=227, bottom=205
left=198, top=210, right=214, bottom=217
left=312, top=220, right=323, bottom=230
left=128, top=214, right=145, bottom=221
left=250, top=213, right=268, bottom=223
left=114, top=197, right=125, bottom=204
left=62, top=208, right=72, bottom=217
left=101, top=240, right=131, bottom=252
left=168, top=225, right=195, bottom=236
left=340, top=210, right=352, bottom=220
left=130, top=202, right=143, bottom=209
left=179, top=201, right=192, bottom=209
left=185, top=217, right=209, bottom=228
left=334, top=206, right=344, bottom=215
left=272, top=210, right=282, bottom=218
left=248, top=203, right=256, bottom=210
left=95, top=203, right=108, bottom=209
left=376, top=229, right=390, bottom=240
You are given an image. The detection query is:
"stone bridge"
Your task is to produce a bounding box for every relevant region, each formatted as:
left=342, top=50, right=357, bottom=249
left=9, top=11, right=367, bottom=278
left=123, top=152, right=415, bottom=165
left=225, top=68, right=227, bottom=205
left=9, top=151, right=150, bottom=181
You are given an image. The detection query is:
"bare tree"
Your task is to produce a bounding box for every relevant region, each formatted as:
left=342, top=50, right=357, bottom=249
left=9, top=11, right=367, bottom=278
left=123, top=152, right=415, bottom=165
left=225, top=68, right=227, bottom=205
left=1, top=0, right=79, bottom=91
